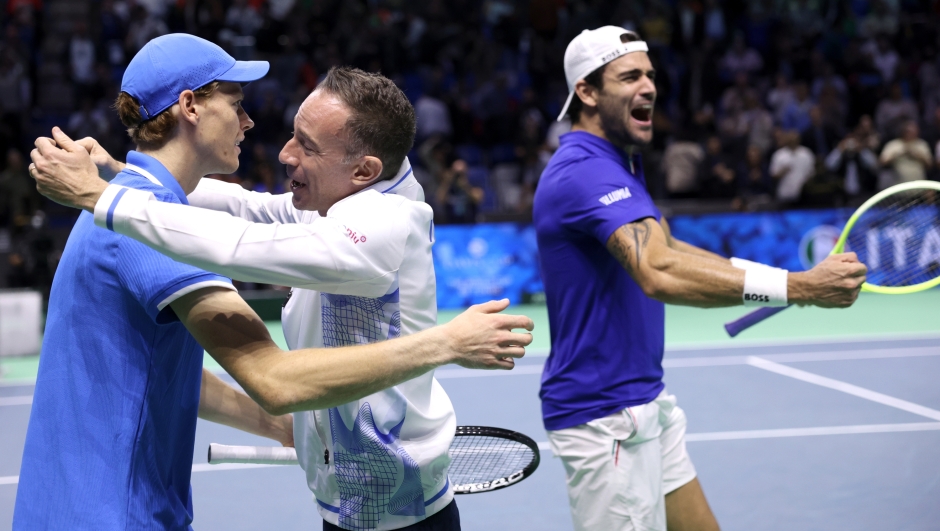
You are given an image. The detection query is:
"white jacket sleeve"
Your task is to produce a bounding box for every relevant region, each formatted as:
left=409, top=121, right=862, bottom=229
left=93, top=184, right=409, bottom=297
left=187, top=178, right=303, bottom=224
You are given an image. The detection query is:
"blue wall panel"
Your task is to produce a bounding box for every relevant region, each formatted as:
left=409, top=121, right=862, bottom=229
left=432, top=209, right=858, bottom=309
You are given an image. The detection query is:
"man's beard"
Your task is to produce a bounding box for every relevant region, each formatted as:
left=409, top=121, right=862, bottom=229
left=597, top=94, right=652, bottom=149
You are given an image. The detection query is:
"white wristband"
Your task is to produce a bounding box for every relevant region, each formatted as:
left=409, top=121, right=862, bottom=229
left=742, top=267, right=788, bottom=307
left=731, top=257, right=779, bottom=273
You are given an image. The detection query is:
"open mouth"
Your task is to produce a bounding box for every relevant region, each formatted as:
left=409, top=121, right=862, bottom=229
left=290, top=180, right=306, bottom=191
left=631, top=105, right=653, bottom=124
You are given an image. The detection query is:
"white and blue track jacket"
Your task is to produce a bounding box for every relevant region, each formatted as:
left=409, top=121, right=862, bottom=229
left=93, top=159, right=457, bottom=530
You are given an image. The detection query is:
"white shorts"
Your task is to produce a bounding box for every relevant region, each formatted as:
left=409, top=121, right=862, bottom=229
left=546, top=390, right=697, bottom=531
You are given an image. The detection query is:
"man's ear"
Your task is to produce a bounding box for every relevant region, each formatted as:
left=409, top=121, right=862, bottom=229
left=573, top=79, right=599, bottom=110
left=351, top=155, right=384, bottom=187
left=177, top=90, right=199, bottom=126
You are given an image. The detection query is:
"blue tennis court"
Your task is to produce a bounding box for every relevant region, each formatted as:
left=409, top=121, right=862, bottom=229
left=2, top=295, right=939, bottom=530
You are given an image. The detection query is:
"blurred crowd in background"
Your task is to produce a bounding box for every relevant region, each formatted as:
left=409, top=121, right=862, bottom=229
left=1, top=0, right=940, bottom=295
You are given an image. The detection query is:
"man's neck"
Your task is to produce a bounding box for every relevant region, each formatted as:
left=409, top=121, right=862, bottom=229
left=138, top=140, right=205, bottom=195
left=571, top=116, right=635, bottom=155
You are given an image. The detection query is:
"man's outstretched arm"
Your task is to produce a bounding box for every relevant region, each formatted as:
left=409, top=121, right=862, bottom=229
left=659, top=217, right=730, bottom=263
left=34, top=128, right=301, bottom=223
left=606, top=217, right=866, bottom=308
left=172, top=288, right=533, bottom=415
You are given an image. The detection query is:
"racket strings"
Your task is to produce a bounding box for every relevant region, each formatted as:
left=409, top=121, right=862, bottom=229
left=846, top=189, right=940, bottom=287
left=448, top=435, right=535, bottom=486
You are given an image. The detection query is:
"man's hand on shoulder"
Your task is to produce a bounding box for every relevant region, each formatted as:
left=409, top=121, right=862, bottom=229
left=29, top=127, right=112, bottom=212
left=437, top=299, right=534, bottom=370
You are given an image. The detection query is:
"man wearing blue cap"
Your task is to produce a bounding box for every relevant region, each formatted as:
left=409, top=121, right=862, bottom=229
left=14, top=34, right=532, bottom=530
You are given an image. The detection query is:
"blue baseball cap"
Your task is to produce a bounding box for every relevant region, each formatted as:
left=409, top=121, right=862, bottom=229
left=121, top=33, right=270, bottom=121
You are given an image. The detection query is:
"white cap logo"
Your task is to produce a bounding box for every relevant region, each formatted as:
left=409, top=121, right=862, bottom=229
left=558, top=26, right=649, bottom=121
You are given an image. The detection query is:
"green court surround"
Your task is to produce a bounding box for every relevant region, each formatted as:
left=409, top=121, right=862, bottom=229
left=2, top=290, right=938, bottom=383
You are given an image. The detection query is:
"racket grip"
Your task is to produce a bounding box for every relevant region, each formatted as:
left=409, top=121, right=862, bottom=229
left=724, top=306, right=791, bottom=337
left=207, top=443, right=298, bottom=465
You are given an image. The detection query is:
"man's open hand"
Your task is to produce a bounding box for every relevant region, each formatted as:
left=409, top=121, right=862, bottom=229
left=441, top=299, right=534, bottom=370
left=29, top=127, right=111, bottom=212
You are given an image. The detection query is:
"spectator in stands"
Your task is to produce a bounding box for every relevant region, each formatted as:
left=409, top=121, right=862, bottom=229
left=671, top=0, right=704, bottom=54
left=770, top=129, right=816, bottom=204
left=922, top=107, right=940, bottom=150
left=766, top=73, right=796, bottom=121
left=811, top=62, right=847, bottom=101
left=0, top=148, right=38, bottom=227
left=66, top=98, right=109, bottom=140
left=0, top=48, right=27, bottom=155
left=6, top=251, right=31, bottom=288
left=816, top=83, right=847, bottom=133
left=826, top=127, right=879, bottom=199
left=801, top=106, right=841, bottom=157
left=880, top=120, right=933, bottom=183
left=721, top=32, right=763, bottom=78
left=862, top=1, right=900, bottom=39
left=719, top=72, right=753, bottom=115
left=69, top=22, right=96, bottom=102
left=224, top=0, right=264, bottom=38
left=855, top=114, right=881, bottom=151
left=124, top=4, right=168, bottom=54
left=663, top=130, right=704, bottom=198
left=779, top=81, right=814, bottom=134
left=99, top=0, right=127, bottom=66
left=415, top=88, right=452, bottom=142
left=703, top=0, right=727, bottom=43
left=738, top=144, right=774, bottom=207
left=742, top=91, right=775, bottom=155
left=250, top=88, right=285, bottom=143
left=919, top=58, right=940, bottom=126
left=875, top=83, right=918, bottom=139
left=865, top=36, right=900, bottom=84
left=698, top=135, right=737, bottom=199
left=436, top=159, right=484, bottom=224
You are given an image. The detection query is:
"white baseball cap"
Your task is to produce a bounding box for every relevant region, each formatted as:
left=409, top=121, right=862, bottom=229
left=557, top=26, right=649, bottom=121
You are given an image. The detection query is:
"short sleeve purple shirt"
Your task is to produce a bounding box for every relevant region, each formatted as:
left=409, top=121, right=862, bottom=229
left=534, top=131, right=665, bottom=431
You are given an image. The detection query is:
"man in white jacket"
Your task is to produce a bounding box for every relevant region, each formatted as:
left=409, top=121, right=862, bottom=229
left=31, top=67, right=491, bottom=530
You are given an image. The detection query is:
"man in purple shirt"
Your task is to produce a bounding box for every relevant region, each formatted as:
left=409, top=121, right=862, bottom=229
left=534, top=27, right=867, bottom=531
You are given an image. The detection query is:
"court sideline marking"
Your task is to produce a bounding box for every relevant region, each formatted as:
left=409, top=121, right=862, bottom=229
left=5, top=345, right=940, bottom=486
left=431, top=345, right=940, bottom=379
left=4, top=346, right=940, bottom=406
left=746, top=356, right=940, bottom=421
left=0, top=396, right=31, bottom=407
left=3, top=421, right=939, bottom=486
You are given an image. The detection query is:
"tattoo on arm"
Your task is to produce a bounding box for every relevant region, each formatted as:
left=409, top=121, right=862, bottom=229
left=608, top=219, right=653, bottom=273
left=632, top=220, right=651, bottom=264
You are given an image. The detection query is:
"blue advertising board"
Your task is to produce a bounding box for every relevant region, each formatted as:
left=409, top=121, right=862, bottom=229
left=431, top=208, right=939, bottom=308
left=432, top=223, right=543, bottom=309
left=667, top=208, right=854, bottom=272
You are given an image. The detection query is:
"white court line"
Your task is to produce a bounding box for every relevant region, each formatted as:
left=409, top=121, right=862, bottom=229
left=665, top=331, right=940, bottom=353
left=684, top=422, right=940, bottom=441
left=0, top=395, right=32, bottom=407
left=434, top=346, right=940, bottom=378
left=3, top=421, right=939, bottom=486
left=746, top=356, right=940, bottom=422
left=436, top=364, right=544, bottom=379
left=6, top=346, right=936, bottom=388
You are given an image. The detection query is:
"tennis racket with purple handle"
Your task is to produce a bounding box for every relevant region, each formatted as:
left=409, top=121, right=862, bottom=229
left=724, top=180, right=940, bottom=337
